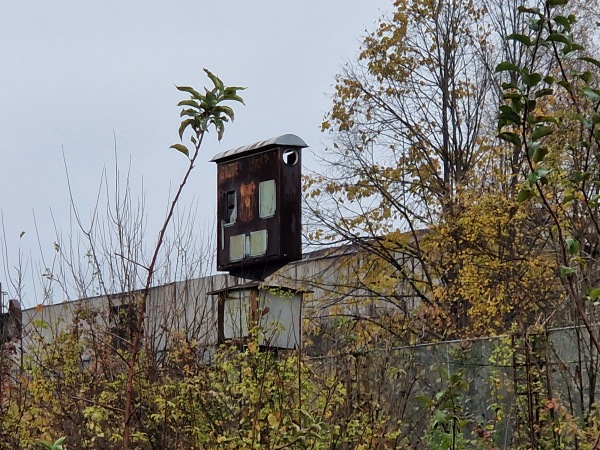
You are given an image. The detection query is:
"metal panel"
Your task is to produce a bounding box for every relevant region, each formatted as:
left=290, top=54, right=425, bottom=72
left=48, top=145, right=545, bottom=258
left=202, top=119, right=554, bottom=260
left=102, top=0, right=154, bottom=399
left=211, top=134, right=307, bottom=163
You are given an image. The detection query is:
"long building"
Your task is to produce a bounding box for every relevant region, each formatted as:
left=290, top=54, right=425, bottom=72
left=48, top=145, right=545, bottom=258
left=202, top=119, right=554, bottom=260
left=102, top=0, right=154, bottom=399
left=4, top=242, right=416, bottom=361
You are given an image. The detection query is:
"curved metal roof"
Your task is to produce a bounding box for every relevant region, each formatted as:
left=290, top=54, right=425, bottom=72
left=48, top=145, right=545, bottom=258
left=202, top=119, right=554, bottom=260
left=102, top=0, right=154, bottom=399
left=210, top=134, right=308, bottom=163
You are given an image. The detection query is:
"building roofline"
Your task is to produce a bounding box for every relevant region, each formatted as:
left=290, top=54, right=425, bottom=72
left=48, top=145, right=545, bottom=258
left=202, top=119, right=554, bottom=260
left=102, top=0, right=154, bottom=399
left=210, top=134, right=307, bottom=163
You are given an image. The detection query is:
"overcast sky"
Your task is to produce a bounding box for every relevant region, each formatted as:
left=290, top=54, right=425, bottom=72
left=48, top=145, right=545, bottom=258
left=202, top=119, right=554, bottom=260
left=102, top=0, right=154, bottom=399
left=0, top=1, right=391, bottom=307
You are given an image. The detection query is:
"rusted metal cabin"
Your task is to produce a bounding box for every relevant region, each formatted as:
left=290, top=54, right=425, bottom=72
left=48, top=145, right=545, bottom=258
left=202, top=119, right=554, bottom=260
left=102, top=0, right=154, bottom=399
left=211, top=134, right=307, bottom=280
left=208, top=282, right=303, bottom=350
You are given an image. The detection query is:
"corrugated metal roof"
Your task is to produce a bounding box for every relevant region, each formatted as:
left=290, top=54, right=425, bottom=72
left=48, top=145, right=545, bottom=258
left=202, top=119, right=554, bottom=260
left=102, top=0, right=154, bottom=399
left=210, top=134, right=308, bottom=163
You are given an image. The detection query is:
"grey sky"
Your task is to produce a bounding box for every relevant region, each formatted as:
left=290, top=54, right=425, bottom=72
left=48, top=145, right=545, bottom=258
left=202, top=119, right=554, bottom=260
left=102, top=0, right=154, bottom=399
left=0, top=1, right=391, bottom=307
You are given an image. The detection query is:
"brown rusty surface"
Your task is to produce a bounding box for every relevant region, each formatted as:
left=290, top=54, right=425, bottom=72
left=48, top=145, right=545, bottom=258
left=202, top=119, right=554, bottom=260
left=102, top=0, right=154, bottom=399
left=218, top=161, right=239, bottom=182
left=214, top=139, right=305, bottom=281
left=239, top=181, right=256, bottom=222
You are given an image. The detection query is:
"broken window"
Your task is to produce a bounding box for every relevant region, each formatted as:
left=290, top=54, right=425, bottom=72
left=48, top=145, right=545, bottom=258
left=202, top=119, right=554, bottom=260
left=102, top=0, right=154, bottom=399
left=223, top=190, right=237, bottom=225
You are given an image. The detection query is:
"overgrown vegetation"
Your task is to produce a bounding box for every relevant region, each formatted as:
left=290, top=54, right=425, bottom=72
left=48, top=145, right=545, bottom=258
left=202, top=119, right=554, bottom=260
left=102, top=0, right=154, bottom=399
left=3, top=0, right=600, bottom=448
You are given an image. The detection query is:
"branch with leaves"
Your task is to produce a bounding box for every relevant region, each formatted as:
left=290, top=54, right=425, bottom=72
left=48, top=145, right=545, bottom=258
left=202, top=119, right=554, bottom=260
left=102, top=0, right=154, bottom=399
left=122, top=69, right=244, bottom=449
left=496, top=0, right=600, bottom=351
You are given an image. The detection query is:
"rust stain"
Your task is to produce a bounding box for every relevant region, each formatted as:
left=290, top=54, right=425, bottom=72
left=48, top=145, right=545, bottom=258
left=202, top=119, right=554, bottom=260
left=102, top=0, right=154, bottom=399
left=249, top=152, right=271, bottom=170
left=219, top=162, right=239, bottom=181
left=239, top=181, right=256, bottom=222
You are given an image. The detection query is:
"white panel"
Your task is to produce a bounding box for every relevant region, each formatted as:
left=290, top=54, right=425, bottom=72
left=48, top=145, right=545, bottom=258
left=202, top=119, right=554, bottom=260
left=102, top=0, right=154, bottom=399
left=249, top=230, right=268, bottom=257
left=229, top=234, right=246, bottom=261
left=223, top=291, right=249, bottom=340
left=259, top=290, right=302, bottom=349
left=259, top=180, right=276, bottom=218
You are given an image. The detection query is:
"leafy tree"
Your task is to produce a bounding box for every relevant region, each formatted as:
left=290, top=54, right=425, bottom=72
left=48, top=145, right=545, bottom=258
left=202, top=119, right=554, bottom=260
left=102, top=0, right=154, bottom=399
left=493, top=4, right=600, bottom=439
left=496, top=0, right=600, bottom=351
left=306, top=0, right=571, bottom=337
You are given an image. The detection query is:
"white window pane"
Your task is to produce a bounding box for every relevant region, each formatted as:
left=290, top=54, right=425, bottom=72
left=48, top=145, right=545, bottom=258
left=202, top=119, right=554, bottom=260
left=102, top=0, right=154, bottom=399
left=223, top=293, right=249, bottom=339
left=259, top=180, right=276, bottom=218
left=249, top=230, right=268, bottom=257
left=259, top=290, right=302, bottom=349
left=229, top=234, right=245, bottom=261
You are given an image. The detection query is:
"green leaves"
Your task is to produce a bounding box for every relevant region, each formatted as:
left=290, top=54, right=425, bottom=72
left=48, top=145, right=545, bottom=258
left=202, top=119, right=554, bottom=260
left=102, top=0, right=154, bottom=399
left=204, top=67, right=223, bottom=91
left=169, top=143, right=189, bottom=157
left=495, top=63, right=542, bottom=89
left=554, top=15, right=572, bottom=32
left=531, top=144, right=548, bottom=163
left=507, top=33, right=533, bottom=46
left=522, top=71, right=542, bottom=87
left=223, top=87, right=246, bottom=105
left=177, top=99, right=200, bottom=109
left=534, top=88, right=554, bottom=99
left=528, top=168, right=550, bottom=186
left=517, top=188, right=536, bottom=202
left=560, top=265, right=576, bottom=278
left=37, top=437, right=66, bottom=450
left=546, top=32, right=571, bottom=46
left=531, top=126, right=553, bottom=140
left=175, top=85, right=202, bottom=99
left=566, top=237, right=580, bottom=255
left=495, top=61, right=521, bottom=73
left=498, top=105, right=521, bottom=127
left=588, top=287, right=600, bottom=301
left=579, top=56, right=600, bottom=70
left=581, top=87, right=600, bottom=103
left=178, top=119, right=194, bottom=140
left=499, top=132, right=521, bottom=147
left=517, top=167, right=552, bottom=202
left=170, top=69, right=246, bottom=156
left=499, top=0, right=600, bottom=326
left=497, top=16, right=558, bottom=207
